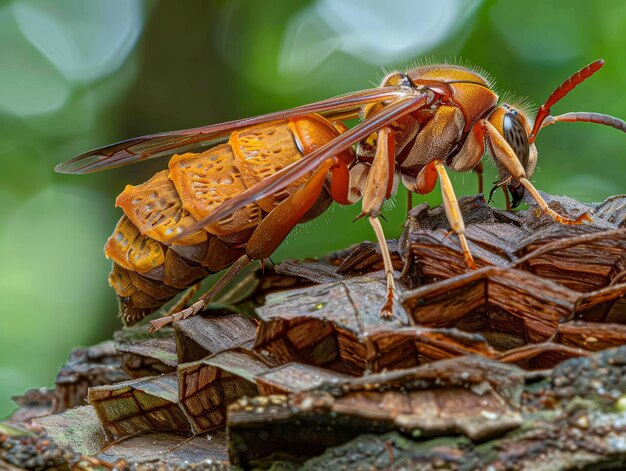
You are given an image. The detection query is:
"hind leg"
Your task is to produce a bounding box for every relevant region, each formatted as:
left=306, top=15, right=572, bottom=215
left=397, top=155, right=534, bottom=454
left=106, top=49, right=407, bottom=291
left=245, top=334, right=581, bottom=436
left=150, top=255, right=253, bottom=331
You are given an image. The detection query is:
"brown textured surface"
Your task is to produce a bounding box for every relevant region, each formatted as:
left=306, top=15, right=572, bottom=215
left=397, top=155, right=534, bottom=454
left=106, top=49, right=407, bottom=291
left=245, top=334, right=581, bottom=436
left=52, top=341, right=131, bottom=413
left=13, top=193, right=626, bottom=469
left=228, top=356, right=525, bottom=466
left=399, top=194, right=626, bottom=287
left=247, top=195, right=626, bottom=375
left=254, top=273, right=409, bottom=375
left=15, top=347, right=626, bottom=469
left=88, top=373, right=191, bottom=440
left=114, top=330, right=178, bottom=379
left=177, top=348, right=270, bottom=433
left=173, top=313, right=257, bottom=363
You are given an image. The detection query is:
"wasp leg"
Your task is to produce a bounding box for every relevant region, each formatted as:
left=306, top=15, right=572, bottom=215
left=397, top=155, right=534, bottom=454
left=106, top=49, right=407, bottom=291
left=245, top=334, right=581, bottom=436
left=150, top=255, right=253, bottom=331
left=448, top=120, right=487, bottom=172
left=345, top=161, right=371, bottom=204
left=163, top=281, right=201, bottom=317
left=432, top=160, right=477, bottom=270
left=446, top=120, right=509, bottom=210
left=483, top=120, right=592, bottom=224
left=518, top=177, right=592, bottom=224
left=246, top=159, right=335, bottom=260
left=358, top=127, right=397, bottom=318
left=475, top=161, right=513, bottom=210
left=247, top=150, right=373, bottom=260
left=369, top=216, right=397, bottom=318
left=400, top=105, right=464, bottom=197
left=361, top=127, right=396, bottom=214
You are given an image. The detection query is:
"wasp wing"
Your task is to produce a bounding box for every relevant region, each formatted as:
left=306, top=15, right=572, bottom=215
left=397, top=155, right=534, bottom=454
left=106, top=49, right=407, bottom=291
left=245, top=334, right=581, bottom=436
left=171, top=92, right=430, bottom=242
left=55, top=87, right=412, bottom=174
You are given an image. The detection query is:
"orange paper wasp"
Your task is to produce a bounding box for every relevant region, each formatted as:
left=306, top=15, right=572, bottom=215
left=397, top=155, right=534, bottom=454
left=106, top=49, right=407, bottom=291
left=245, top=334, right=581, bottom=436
left=56, top=59, right=626, bottom=329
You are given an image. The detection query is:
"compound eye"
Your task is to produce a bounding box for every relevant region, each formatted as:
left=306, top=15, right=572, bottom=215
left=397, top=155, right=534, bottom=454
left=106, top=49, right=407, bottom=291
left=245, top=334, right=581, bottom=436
left=503, top=112, right=530, bottom=169
left=397, top=72, right=413, bottom=88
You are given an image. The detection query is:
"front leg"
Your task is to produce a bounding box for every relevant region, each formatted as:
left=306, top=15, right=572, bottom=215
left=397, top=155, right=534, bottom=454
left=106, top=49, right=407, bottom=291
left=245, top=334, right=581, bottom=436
left=449, top=121, right=509, bottom=209
left=483, top=120, right=592, bottom=224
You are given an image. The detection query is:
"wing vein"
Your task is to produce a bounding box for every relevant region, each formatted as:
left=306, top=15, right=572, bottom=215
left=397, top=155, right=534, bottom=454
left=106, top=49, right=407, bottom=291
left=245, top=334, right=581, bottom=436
left=55, top=87, right=413, bottom=174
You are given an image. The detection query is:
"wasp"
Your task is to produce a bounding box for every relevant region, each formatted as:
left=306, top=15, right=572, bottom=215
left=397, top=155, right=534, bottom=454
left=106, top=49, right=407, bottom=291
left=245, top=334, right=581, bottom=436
left=56, top=59, right=626, bottom=330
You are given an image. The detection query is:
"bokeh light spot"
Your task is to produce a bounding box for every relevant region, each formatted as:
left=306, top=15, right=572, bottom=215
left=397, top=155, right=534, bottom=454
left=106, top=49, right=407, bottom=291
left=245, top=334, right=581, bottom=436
left=490, top=1, right=588, bottom=62
left=12, top=0, right=143, bottom=82
left=280, top=0, right=483, bottom=75
left=0, top=10, right=70, bottom=117
left=0, top=185, right=112, bottom=416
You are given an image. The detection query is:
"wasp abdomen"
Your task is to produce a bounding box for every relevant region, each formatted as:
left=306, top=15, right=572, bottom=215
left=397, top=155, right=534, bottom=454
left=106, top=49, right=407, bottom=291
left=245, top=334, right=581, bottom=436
left=169, top=145, right=264, bottom=235
left=105, top=213, right=247, bottom=325
left=105, top=116, right=340, bottom=325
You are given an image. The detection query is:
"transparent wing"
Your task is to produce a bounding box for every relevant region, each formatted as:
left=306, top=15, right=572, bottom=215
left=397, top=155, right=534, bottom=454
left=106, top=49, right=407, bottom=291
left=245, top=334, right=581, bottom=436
left=55, top=87, right=412, bottom=174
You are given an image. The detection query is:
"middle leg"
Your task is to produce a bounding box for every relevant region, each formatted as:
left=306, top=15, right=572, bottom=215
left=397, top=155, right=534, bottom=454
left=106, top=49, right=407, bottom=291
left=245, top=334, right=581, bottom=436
left=359, top=126, right=398, bottom=318
left=432, top=160, right=478, bottom=270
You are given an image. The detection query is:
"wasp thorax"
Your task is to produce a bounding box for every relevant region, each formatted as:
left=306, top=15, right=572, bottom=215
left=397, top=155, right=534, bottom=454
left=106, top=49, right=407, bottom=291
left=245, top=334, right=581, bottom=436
left=379, top=71, right=413, bottom=89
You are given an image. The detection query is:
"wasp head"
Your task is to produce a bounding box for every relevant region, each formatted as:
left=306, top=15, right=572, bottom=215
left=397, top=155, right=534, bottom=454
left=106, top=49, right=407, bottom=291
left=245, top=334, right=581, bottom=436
left=490, top=104, right=538, bottom=208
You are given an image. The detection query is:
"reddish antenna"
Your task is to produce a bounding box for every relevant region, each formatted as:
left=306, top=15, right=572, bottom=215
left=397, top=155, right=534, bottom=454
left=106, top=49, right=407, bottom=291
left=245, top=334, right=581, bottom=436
left=541, top=112, right=626, bottom=133
left=529, top=59, right=605, bottom=143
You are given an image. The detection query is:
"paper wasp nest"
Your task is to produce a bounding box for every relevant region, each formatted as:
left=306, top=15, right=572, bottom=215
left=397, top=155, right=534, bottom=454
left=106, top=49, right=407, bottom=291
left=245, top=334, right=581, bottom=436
left=4, top=193, right=626, bottom=470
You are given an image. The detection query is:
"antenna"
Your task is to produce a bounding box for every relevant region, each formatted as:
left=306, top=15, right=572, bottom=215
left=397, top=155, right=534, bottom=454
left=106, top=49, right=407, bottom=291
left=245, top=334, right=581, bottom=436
left=529, top=59, right=605, bottom=143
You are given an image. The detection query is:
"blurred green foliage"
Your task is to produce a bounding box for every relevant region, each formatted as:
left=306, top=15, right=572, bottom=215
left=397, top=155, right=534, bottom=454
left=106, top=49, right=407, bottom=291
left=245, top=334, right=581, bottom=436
left=1, top=0, right=625, bottom=418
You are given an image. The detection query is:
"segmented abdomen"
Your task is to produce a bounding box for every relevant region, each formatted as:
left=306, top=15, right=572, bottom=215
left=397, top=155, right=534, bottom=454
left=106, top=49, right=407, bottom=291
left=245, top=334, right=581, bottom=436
left=105, top=118, right=336, bottom=325
left=105, top=122, right=312, bottom=325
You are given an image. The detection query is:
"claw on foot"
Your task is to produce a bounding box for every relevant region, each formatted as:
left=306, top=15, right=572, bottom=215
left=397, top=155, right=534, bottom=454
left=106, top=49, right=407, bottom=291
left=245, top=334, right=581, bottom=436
left=457, top=233, right=478, bottom=270
left=463, top=251, right=478, bottom=270
left=380, top=301, right=394, bottom=319
left=379, top=272, right=396, bottom=319
left=518, top=178, right=593, bottom=226
left=548, top=208, right=593, bottom=225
